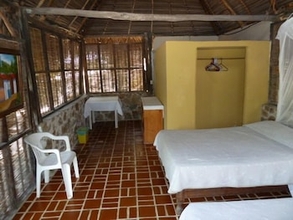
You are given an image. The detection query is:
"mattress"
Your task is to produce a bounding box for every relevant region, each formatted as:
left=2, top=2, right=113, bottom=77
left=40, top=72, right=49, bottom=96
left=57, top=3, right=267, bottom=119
left=154, top=121, right=293, bottom=194
left=179, top=198, right=293, bottom=220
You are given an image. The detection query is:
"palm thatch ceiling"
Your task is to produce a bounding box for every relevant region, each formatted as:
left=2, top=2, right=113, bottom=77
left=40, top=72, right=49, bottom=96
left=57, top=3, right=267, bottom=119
left=12, top=0, right=293, bottom=36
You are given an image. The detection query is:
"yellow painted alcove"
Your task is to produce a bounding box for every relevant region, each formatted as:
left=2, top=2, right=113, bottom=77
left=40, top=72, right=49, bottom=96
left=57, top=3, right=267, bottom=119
left=196, top=47, right=246, bottom=129
left=154, top=41, right=270, bottom=130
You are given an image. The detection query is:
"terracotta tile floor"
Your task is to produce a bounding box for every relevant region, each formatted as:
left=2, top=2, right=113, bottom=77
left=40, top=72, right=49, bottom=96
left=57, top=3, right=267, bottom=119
left=14, top=120, right=291, bottom=220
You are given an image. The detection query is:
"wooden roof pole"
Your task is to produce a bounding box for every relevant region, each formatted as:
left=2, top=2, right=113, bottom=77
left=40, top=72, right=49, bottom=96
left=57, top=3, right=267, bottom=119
left=0, top=11, right=17, bottom=37
left=198, top=0, right=223, bottom=35
left=25, top=7, right=278, bottom=22
left=220, top=0, right=244, bottom=27
left=76, top=0, right=98, bottom=33
left=68, top=0, right=91, bottom=28
left=238, top=0, right=251, bottom=14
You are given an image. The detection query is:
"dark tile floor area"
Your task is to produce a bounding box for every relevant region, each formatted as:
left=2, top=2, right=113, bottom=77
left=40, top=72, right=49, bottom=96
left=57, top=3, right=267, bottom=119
left=14, top=120, right=291, bottom=220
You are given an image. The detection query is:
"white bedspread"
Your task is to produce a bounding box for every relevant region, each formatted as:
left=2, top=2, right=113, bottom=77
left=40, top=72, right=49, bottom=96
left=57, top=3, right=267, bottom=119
left=179, top=198, right=293, bottom=220
left=154, top=121, right=293, bottom=194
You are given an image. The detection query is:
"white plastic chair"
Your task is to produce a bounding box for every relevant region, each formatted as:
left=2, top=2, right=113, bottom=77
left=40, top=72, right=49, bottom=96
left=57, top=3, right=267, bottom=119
left=24, top=132, right=79, bottom=199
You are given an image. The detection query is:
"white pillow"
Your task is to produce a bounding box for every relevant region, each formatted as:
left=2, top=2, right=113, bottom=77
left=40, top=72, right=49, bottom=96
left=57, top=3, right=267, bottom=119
left=245, top=120, right=293, bottom=149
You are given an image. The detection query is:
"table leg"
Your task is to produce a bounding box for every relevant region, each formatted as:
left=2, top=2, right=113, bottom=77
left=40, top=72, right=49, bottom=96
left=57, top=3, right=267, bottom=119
left=176, top=191, right=184, bottom=215
left=89, top=111, right=92, bottom=130
left=115, top=109, right=118, bottom=128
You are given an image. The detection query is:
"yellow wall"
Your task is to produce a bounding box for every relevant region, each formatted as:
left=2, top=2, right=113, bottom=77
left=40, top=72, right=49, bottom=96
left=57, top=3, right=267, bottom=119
left=155, top=42, right=197, bottom=129
left=243, top=41, right=271, bottom=124
left=154, top=44, right=167, bottom=108
left=154, top=41, right=270, bottom=130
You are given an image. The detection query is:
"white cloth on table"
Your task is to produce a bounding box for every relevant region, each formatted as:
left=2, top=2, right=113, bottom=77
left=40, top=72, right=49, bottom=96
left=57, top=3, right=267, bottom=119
left=83, top=96, right=123, bottom=118
left=83, top=96, right=123, bottom=128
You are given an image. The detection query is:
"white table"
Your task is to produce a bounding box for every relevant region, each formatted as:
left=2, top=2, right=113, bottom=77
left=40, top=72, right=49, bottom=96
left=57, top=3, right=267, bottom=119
left=84, top=96, right=123, bottom=129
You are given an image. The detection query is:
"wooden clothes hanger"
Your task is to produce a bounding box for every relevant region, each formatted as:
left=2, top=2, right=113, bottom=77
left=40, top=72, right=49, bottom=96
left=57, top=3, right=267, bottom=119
left=205, top=58, right=220, bottom=71
left=217, top=58, right=228, bottom=71
left=205, top=58, right=228, bottom=71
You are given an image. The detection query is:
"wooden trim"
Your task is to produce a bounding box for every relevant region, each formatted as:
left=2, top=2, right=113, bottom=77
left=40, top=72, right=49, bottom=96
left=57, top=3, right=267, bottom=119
left=25, top=7, right=278, bottom=22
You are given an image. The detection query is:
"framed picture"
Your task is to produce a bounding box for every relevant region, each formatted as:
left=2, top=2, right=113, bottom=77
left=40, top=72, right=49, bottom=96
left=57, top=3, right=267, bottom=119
left=0, top=48, right=23, bottom=117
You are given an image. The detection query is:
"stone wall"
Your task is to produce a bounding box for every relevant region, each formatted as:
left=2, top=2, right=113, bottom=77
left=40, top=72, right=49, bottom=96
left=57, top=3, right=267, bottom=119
left=261, top=103, right=277, bottom=121
left=261, top=21, right=283, bottom=121
left=268, top=21, right=282, bottom=104
left=38, top=92, right=149, bottom=148
left=89, top=92, right=147, bottom=123
left=38, top=96, right=87, bottom=148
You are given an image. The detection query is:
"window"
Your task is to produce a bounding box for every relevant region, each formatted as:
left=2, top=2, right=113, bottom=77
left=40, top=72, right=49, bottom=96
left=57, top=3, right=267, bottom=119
left=0, top=100, right=33, bottom=218
left=85, top=36, right=146, bottom=93
left=0, top=21, right=33, bottom=218
left=63, top=39, right=81, bottom=101
left=29, top=27, right=82, bottom=116
left=0, top=136, right=34, bottom=218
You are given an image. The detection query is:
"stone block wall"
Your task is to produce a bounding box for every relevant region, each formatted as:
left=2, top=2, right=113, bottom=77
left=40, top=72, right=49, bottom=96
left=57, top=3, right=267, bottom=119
left=268, top=21, right=282, bottom=104
left=38, top=92, right=149, bottom=148
left=89, top=92, right=147, bottom=123
left=261, top=103, right=277, bottom=121
left=262, top=21, right=283, bottom=121
left=39, top=96, right=87, bottom=148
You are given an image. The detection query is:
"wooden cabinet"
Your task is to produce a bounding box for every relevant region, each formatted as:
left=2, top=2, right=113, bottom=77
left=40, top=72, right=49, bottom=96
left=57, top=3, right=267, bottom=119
left=141, top=97, right=164, bottom=144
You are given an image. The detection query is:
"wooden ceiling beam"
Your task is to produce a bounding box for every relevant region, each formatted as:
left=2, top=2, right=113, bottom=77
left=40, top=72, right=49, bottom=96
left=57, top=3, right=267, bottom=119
left=0, top=11, right=17, bottom=37
left=220, top=0, right=244, bottom=27
left=198, top=0, right=223, bottom=35
left=25, top=7, right=278, bottom=22
left=238, top=0, right=251, bottom=14
left=68, top=0, right=91, bottom=27
left=76, top=0, right=98, bottom=33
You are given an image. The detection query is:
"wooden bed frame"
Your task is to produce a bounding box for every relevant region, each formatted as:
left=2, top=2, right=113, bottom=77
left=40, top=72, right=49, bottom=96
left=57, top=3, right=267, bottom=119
left=175, top=185, right=291, bottom=214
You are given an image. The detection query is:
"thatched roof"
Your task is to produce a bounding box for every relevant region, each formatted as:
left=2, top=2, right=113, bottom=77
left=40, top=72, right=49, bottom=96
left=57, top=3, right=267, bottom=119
left=5, top=0, right=293, bottom=36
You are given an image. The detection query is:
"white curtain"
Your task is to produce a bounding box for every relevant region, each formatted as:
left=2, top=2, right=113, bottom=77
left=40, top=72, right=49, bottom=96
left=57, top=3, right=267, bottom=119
left=276, top=18, right=293, bottom=126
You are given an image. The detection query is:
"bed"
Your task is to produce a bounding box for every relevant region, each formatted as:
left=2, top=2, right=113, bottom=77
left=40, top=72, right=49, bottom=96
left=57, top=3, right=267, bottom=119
left=153, top=120, right=293, bottom=213
left=179, top=197, right=293, bottom=220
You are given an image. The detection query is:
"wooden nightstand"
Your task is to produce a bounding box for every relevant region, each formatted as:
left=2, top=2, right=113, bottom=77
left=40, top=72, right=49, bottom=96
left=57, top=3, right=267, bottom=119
left=141, top=97, right=164, bottom=144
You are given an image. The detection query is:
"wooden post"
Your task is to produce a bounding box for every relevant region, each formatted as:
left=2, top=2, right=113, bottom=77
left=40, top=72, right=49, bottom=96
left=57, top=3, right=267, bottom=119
left=1, top=116, right=8, bottom=142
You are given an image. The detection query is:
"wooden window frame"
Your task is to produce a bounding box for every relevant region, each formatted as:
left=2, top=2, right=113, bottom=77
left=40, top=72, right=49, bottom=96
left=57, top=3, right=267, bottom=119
left=29, top=26, right=83, bottom=117
left=84, top=36, right=150, bottom=94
